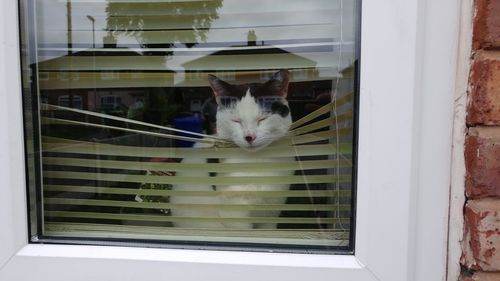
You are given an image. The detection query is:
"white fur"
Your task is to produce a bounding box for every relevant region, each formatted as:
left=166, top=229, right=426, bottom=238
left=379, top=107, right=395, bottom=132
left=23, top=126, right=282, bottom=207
left=217, top=91, right=291, bottom=151
left=170, top=91, right=293, bottom=229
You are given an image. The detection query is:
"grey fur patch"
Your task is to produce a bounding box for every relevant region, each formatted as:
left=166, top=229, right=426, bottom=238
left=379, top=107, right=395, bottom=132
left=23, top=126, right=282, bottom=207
left=271, top=102, right=290, bottom=117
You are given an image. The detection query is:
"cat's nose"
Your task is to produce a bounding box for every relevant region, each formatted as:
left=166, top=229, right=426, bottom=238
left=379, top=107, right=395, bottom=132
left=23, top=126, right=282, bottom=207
left=245, top=134, right=256, bottom=143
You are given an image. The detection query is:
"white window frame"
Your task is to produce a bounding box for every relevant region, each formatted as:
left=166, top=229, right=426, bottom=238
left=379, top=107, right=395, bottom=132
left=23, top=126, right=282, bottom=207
left=0, top=0, right=458, bottom=280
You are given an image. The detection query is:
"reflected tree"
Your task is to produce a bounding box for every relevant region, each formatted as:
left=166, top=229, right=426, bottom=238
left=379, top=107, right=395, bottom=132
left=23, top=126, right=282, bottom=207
left=104, top=0, right=223, bottom=126
left=105, top=1, right=223, bottom=49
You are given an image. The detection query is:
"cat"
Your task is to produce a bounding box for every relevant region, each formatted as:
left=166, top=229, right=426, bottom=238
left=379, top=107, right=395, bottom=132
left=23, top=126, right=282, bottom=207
left=170, top=70, right=293, bottom=229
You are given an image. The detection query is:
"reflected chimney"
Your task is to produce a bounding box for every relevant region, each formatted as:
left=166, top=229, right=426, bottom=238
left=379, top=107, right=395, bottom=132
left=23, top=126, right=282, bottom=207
left=247, top=30, right=257, bottom=46
left=103, top=32, right=117, bottom=48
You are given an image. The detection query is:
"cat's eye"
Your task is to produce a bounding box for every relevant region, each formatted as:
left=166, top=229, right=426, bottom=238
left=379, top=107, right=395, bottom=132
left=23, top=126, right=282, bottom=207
left=232, top=118, right=242, bottom=123
left=257, top=116, right=268, bottom=124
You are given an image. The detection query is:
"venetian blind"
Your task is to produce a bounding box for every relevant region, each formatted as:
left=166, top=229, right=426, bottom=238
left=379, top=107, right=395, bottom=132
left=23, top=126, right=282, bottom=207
left=34, top=0, right=357, bottom=249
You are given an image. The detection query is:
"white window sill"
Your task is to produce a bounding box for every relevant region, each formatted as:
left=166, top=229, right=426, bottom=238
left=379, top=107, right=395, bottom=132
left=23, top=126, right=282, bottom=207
left=17, top=244, right=364, bottom=269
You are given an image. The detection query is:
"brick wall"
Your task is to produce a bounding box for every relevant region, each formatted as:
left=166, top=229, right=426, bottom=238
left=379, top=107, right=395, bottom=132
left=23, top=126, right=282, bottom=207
left=461, top=0, right=500, bottom=280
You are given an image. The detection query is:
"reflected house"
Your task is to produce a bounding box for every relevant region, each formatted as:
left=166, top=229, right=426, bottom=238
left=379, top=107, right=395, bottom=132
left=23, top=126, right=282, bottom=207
left=33, top=46, right=175, bottom=118
left=179, top=36, right=333, bottom=119
left=179, top=44, right=323, bottom=99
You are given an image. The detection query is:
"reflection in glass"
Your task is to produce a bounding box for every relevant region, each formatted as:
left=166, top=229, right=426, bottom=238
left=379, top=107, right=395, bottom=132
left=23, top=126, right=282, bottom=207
left=21, top=0, right=359, bottom=252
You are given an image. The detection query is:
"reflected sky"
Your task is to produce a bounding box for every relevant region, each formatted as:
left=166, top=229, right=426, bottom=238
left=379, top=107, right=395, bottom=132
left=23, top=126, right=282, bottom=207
left=36, top=0, right=357, bottom=70
left=29, top=0, right=360, bottom=89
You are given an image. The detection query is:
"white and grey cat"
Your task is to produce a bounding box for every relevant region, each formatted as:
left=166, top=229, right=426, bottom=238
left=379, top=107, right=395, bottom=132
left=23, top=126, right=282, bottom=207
left=170, top=70, right=293, bottom=229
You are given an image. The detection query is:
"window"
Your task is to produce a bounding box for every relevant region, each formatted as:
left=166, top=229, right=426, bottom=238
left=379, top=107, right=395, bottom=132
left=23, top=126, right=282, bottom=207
left=39, top=72, right=49, bottom=81
left=100, top=95, right=122, bottom=110
left=21, top=0, right=359, bottom=252
left=101, top=71, right=120, bottom=81
left=58, top=72, right=69, bottom=81
left=0, top=0, right=457, bottom=280
left=57, top=94, right=83, bottom=109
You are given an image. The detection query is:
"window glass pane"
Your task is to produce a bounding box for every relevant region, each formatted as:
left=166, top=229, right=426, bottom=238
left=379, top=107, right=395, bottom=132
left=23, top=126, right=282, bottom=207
left=20, top=0, right=359, bottom=252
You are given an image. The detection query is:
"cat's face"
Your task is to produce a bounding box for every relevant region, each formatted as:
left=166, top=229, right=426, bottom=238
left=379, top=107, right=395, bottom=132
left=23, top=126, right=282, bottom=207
left=208, top=70, right=291, bottom=151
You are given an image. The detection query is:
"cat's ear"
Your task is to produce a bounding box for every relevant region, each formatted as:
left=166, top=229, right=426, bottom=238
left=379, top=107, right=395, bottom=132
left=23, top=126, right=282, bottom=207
left=208, top=75, right=232, bottom=98
left=265, top=69, right=290, bottom=98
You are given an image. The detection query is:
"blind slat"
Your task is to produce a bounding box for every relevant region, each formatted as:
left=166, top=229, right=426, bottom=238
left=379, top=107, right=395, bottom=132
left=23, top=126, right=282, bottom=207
left=42, top=117, right=351, bottom=145
left=39, top=42, right=346, bottom=54
left=39, top=24, right=336, bottom=45
left=45, top=0, right=338, bottom=17
left=44, top=185, right=352, bottom=198
left=281, top=129, right=352, bottom=145
left=42, top=139, right=352, bottom=158
left=43, top=158, right=350, bottom=172
left=290, top=102, right=336, bottom=129
left=66, top=0, right=225, bottom=3
left=37, top=53, right=339, bottom=71
left=44, top=222, right=349, bottom=246
left=44, top=198, right=351, bottom=212
left=45, top=211, right=351, bottom=224
left=38, top=68, right=342, bottom=89
left=42, top=104, right=225, bottom=142
left=43, top=171, right=351, bottom=185
left=45, top=222, right=348, bottom=235
left=48, top=12, right=337, bottom=31
left=42, top=117, right=215, bottom=144
left=290, top=115, right=352, bottom=136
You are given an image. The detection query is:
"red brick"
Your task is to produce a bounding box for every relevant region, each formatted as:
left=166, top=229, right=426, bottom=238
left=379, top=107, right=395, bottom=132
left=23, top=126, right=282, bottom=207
left=473, top=0, right=500, bottom=50
left=459, top=275, right=474, bottom=281
left=465, top=127, right=500, bottom=198
left=458, top=273, right=500, bottom=281
left=471, top=272, right=500, bottom=281
left=459, top=275, right=475, bottom=281
left=461, top=199, right=500, bottom=271
left=467, top=51, right=500, bottom=125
